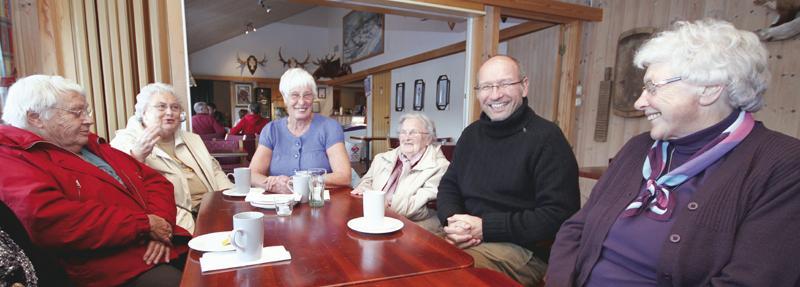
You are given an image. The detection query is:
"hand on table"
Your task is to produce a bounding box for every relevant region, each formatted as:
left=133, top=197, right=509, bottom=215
left=350, top=186, right=365, bottom=196
left=143, top=240, right=171, bottom=265
left=147, top=214, right=173, bottom=243
left=264, top=175, right=292, bottom=194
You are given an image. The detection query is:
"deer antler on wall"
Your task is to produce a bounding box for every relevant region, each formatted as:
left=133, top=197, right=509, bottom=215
left=237, top=53, right=268, bottom=75
left=278, top=47, right=311, bottom=69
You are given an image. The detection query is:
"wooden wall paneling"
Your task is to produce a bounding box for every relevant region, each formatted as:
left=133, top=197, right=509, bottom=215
left=371, top=72, right=391, bottom=157
left=132, top=0, right=150, bottom=89
left=165, top=0, right=188, bottom=105
left=107, top=0, right=127, bottom=131
left=117, top=0, right=135, bottom=123
left=507, top=25, right=559, bottom=121
left=70, top=0, right=97, bottom=134
left=53, top=0, right=76, bottom=80
left=82, top=0, right=107, bottom=138
left=36, top=0, right=58, bottom=75
left=97, top=0, right=120, bottom=138
left=10, top=0, right=41, bottom=76
left=148, top=0, right=170, bottom=83
left=471, top=5, right=500, bottom=122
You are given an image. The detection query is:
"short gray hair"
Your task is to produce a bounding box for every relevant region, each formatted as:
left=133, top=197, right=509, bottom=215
left=279, top=68, right=317, bottom=102
left=134, top=82, right=180, bottom=118
left=634, top=18, right=770, bottom=112
left=398, top=113, right=437, bottom=145
left=2, top=75, right=85, bottom=129
left=193, top=101, right=208, bottom=114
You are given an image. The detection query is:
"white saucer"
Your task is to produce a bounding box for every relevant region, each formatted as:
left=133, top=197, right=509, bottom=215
left=249, top=194, right=297, bottom=209
left=188, top=231, right=235, bottom=252
left=347, top=217, right=404, bottom=234
left=222, top=187, right=264, bottom=197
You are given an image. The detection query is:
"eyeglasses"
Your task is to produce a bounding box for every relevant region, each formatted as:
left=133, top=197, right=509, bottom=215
left=151, top=103, right=183, bottom=112
left=398, top=130, right=429, bottom=137
left=643, top=77, right=682, bottom=96
left=289, top=93, right=315, bottom=101
left=51, top=106, right=93, bottom=118
left=474, top=78, right=526, bottom=95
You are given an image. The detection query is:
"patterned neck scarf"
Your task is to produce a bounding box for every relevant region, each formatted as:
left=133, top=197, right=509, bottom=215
left=622, top=110, right=755, bottom=220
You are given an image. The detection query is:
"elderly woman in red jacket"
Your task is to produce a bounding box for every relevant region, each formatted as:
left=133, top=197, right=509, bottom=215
left=0, top=75, right=188, bottom=287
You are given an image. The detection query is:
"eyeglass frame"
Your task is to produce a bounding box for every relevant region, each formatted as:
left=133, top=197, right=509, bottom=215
left=50, top=106, right=93, bottom=119
left=150, top=102, right=183, bottom=112
left=473, top=77, right=527, bottom=95
left=642, top=76, right=682, bottom=96
left=398, top=129, right=430, bottom=137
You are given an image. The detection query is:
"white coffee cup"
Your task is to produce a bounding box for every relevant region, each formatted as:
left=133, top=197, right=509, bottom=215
left=286, top=174, right=311, bottom=203
left=362, top=190, right=386, bottom=227
left=231, top=211, right=264, bottom=261
left=226, top=167, right=251, bottom=194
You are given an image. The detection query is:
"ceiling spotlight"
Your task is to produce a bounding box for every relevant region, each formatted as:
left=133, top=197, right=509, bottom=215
left=258, top=0, right=271, bottom=14
left=244, top=22, right=257, bottom=35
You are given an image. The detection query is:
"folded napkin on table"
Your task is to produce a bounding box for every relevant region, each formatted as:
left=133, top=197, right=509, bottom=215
left=199, top=245, right=292, bottom=272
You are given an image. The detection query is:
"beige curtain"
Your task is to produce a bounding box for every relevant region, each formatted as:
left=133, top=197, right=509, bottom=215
left=11, top=0, right=188, bottom=139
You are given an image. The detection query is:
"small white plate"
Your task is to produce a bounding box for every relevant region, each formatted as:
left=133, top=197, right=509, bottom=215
left=250, top=201, right=276, bottom=209
left=188, top=231, right=235, bottom=252
left=347, top=217, right=404, bottom=234
left=250, top=194, right=297, bottom=209
left=222, top=187, right=264, bottom=197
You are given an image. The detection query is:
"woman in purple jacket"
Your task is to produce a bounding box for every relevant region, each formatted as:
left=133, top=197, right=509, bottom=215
left=546, top=19, right=800, bottom=287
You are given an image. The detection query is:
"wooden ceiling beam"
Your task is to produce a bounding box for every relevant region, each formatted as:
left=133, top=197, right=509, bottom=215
left=321, top=20, right=554, bottom=86
left=466, top=0, right=602, bottom=23
left=288, top=0, right=478, bottom=23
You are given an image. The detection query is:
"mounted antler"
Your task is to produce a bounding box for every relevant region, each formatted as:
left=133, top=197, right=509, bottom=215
left=297, top=52, right=311, bottom=69
left=278, top=47, right=290, bottom=67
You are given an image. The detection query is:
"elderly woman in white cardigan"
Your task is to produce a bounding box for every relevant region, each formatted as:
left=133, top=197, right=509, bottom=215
left=352, top=113, right=450, bottom=233
left=111, top=83, right=232, bottom=234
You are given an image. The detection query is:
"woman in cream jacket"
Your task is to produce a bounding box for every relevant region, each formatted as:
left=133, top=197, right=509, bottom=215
left=111, top=83, right=232, bottom=234
left=352, top=113, right=450, bottom=233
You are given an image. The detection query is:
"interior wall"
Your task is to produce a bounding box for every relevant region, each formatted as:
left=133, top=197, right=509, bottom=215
left=568, top=0, right=800, bottom=200
left=391, top=52, right=466, bottom=142
left=508, top=25, right=561, bottom=122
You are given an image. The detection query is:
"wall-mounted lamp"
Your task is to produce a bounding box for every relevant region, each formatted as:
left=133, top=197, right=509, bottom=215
left=413, top=79, right=424, bottom=111
left=395, top=82, right=405, bottom=112
left=436, top=75, right=450, bottom=110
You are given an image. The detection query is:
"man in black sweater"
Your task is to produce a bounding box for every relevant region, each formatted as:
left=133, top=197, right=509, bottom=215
left=437, top=55, right=580, bottom=286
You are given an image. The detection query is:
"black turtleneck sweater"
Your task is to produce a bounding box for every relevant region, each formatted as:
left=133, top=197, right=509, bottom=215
left=437, top=98, right=580, bottom=257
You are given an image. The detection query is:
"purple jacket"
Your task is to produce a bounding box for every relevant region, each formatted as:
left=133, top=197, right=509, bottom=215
left=547, top=123, right=800, bottom=287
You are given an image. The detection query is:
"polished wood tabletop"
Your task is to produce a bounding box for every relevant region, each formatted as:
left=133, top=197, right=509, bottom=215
left=348, top=268, right=521, bottom=287
left=180, top=187, right=473, bottom=286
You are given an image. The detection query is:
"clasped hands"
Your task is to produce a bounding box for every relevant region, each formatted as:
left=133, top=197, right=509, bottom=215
left=443, top=214, right=483, bottom=249
left=145, top=214, right=173, bottom=265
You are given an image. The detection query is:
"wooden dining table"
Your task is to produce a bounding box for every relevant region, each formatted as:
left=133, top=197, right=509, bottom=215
left=180, top=187, right=474, bottom=286
left=347, top=268, right=522, bottom=287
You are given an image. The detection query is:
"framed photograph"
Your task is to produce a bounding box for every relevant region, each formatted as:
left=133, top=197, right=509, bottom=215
left=234, top=83, right=252, bottom=106
left=436, top=75, right=450, bottom=110
left=312, top=101, right=321, bottom=113
left=233, top=106, right=249, bottom=125
left=317, top=87, right=327, bottom=99
left=254, top=88, right=270, bottom=104
left=413, top=79, right=425, bottom=111
left=343, top=11, right=384, bottom=64
left=395, top=82, right=405, bottom=112
left=364, top=75, right=372, bottom=97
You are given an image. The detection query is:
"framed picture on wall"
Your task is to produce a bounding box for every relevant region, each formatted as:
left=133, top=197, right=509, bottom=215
left=233, top=106, right=249, bottom=125
left=317, top=87, right=327, bottom=99
left=342, top=11, right=384, bottom=64
left=312, top=101, right=321, bottom=113
left=413, top=79, right=424, bottom=111
left=234, top=83, right=252, bottom=106
left=395, top=82, right=405, bottom=112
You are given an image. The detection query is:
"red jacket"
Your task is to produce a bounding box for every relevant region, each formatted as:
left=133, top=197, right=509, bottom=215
left=230, top=114, right=269, bottom=136
left=191, top=113, right=225, bottom=139
left=0, top=125, right=189, bottom=287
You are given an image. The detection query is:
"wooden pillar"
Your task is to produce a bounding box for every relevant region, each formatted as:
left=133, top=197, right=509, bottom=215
left=553, top=20, right=582, bottom=146
left=465, top=5, right=499, bottom=124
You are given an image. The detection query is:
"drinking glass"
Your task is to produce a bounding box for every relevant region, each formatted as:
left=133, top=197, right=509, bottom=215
left=308, top=168, right=327, bottom=208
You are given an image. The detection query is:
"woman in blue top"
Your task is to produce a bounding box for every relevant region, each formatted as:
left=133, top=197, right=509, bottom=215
left=250, top=68, right=351, bottom=193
